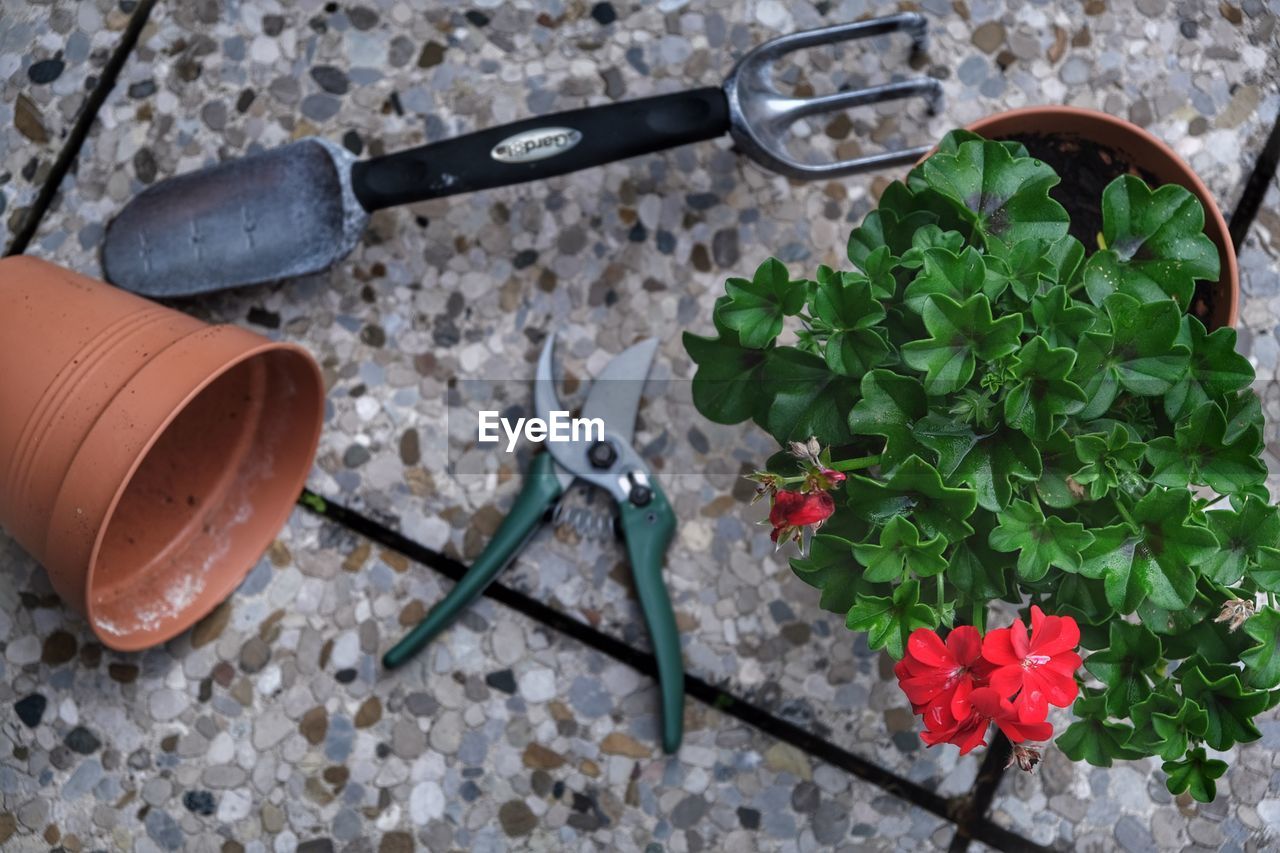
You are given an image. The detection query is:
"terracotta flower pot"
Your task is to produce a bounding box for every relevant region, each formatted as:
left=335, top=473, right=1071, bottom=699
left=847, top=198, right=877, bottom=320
left=961, top=106, right=1239, bottom=330
left=0, top=256, right=325, bottom=651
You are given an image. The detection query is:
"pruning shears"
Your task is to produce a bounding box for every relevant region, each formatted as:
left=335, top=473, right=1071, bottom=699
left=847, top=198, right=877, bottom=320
left=383, top=334, right=684, bottom=752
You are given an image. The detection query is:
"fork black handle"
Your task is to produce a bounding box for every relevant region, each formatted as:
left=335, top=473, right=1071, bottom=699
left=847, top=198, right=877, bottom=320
left=351, top=87, right=730, bottom=211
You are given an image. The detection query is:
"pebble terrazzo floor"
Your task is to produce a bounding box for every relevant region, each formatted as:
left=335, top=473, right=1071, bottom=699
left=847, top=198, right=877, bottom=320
left=3, top=0, right=1280, bottom=850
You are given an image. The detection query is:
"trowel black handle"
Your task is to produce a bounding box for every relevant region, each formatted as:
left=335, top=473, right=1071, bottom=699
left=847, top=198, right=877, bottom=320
left=350, top=87, right=730, bottom=211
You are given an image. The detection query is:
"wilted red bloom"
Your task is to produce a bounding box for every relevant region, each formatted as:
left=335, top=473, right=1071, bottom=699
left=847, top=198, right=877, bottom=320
left=894, top=626, right=989, bottom=720
left=982, top=605, right=1082, bottom=723
left=769, top=489, right=835, bottom=546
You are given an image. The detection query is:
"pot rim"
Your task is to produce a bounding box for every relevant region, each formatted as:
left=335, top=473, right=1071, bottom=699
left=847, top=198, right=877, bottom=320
left=957, top=105, right=1239, bottom=329
left=75, top=333, right=323, bottom=651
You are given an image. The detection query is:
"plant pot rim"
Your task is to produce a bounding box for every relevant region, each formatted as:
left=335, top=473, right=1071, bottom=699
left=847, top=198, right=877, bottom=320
left=80, top=335, right=323, bottom=651
left=958, top=105, right=1239, bottom=330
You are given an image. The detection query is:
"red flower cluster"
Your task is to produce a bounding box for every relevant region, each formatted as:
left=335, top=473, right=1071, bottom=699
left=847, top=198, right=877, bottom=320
left=894, top=606, right=1081, bottom=760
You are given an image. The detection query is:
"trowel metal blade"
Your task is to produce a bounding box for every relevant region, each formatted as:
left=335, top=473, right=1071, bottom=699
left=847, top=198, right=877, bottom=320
left=101, top=137, right=369, bottom=297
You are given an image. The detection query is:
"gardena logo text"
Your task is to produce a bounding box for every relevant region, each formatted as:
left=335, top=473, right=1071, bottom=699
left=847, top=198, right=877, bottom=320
left=490, top=127, right=583, bottom=164
left=477, top=410, right=603, bottom=452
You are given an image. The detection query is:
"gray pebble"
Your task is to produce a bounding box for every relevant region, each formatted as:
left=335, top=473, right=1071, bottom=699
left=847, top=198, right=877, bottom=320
left=301, top=93, right=342, bottom=122
left=1059, top=56, right=1091, bottom=86
left=957, top=56, right=987, bottom=86
left=145, top=809, right=185, bottom=850
left=670, top=794, right=707, bottom=829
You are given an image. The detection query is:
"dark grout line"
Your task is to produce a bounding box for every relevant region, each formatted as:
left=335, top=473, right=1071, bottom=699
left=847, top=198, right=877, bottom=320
left=1228, top=105, right=1280, bottom=253
left=4, top=0, right=158, bottom=257
left=298, top=489, right=1049, bottom=850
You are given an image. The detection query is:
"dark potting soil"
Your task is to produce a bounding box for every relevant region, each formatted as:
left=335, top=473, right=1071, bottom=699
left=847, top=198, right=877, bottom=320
left=1000, top=132, right=1216, bottom=324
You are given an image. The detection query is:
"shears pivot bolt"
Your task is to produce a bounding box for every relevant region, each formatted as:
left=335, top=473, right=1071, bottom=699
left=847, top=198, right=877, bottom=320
left=588, top=441, right=617, bottom=469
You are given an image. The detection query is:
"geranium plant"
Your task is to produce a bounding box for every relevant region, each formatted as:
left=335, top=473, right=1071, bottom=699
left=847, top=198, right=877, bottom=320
left=685, top=130, right=1280, bottom=801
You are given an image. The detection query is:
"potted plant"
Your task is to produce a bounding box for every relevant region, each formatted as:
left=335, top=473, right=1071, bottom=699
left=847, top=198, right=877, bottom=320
left=684, top=125, right=1275, bottom=802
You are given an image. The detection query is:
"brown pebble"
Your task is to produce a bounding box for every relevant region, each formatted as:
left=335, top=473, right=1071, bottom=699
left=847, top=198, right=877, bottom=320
left=970, top=20, right=1004, bottom=53
left=343, top=541, right=371, bottom=573
left=399, top=429, right=421, bottom=466
left=211, top=662, right=235, bottom=688
left=1220, top=2, right=1242, bottom=23
left=1047, top=25, right=1068, bottom=63
left=323, top=765, right=350, bottom=790
left=41, top=631, right=77, bottom=665
left=239, top=637, right=270, bottom=674
left=14, top=94, right=48, bottom=144
left=160, top=735, right=179, bottom=753
left=108, top=663, right=139, bottom=684
left=690, top=244, right=712, bottom=272
left=418, top=41, right=446, bottom=67
left=379, top=831, right=414, bottom=853
left=381, top=550, right=410, bottom=573
left=267, top=540, right=291, bottom=567
left=300, top=707, right=328, bottom=744
left=1084, top=0, right=1105, bottom=13
left=354, top=697, right=382, bottom=728
left=601, top=732, right=651, bottom=758
left=0, top=814, right=16, bottom=845
left=191, top=602, right=231, bottom=648
left=522, top=743, right=566, bottom=770
left=498, top=800, right=538, bottom=837
left=399, top=600, right=427, bottom=626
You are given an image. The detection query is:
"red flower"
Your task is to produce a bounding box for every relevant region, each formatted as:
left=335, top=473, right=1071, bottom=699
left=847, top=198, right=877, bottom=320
left=769, top=489, right=835, bottom=546
left=918, top=687, right=1054, bottom=755
left=969, top=688, right=1054, bottom=744
left=982, top=605, right=1081, bottom=723
left=894, top=626, right=989, bottom=720
left=920, top=698, right=990, bottom=754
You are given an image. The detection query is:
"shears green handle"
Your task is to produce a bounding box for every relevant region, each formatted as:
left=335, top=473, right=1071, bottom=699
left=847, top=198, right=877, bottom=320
left=382, top=453, right=564, bottom=670
left=617, top=479, right=682, bottom=753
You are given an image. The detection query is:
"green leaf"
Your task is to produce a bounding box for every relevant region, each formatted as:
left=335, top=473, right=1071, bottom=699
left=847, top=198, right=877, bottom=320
left=1143, top=592, right=1252, bottom=663
left=847, top=182, right=937, bottom=271
left=1179, top=662, right=1267, bottom=751
left=845, top=579, right=938, bottom=659
left=1030, top=284, right=1094, bottom=348
left=1083, top=176, right=1220, bottom=309
left=1079, top=488, right=1216, bottom=611
left=760, top=347, right=858, bottom=445
left=1002, top=336, right=1087, bottom=440
left=1241, top=607, right=1280, bottom=690
left=1073, top=293, right=1190, bottom=418
left=847, top=370, right=930, bottom=472
left=684, top=322, right=770, bottom=424
left=1072, top=424, right=1144, bottom=501
left=1164, top=316, right=1256, bottom=421
left=1221, top=389, right=1264, bottom=445
left=852, top=516, right=948, bottom=582
left=914, top=416, right=1041, bottom=512
left=901, top=293, right=1023, bottom=395
left=1084, top=621, right=1162, bottom=717
left=809, top=266, right=890, bottom=377
left=1036, top=431, right=1086, bottom=509
left=846, top=455, right=979, bottom=542
left=1051, top=571, right=1114, bottom=628
left=989, top=498, right=1094, bottom=581
left=902, top=247, right=988, bottom=314
left=1056, top=691, right=1143, bottom=767
left=715, top=258, right=806, bottom=348
left=1146, top=402, right=1267, bottom=495
left=947, top=532, right=1012, bottom=601
left=1163, top=748, right=1228, bottom=803
left=791, top=534, right=881, bottom=615
left=1202, top=495, right=1280, bottom=586
left=898, top=225, right=966, bottom=271
left=918, top=138, right=1069, bottom=250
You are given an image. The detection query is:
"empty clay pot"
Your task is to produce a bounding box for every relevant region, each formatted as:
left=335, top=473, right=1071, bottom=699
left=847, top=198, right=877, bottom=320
left=0, top=256, right=325, bottom=651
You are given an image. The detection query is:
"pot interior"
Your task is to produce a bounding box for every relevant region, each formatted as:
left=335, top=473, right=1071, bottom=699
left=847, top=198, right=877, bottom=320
left=87, top=348, right=321, bottom=648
